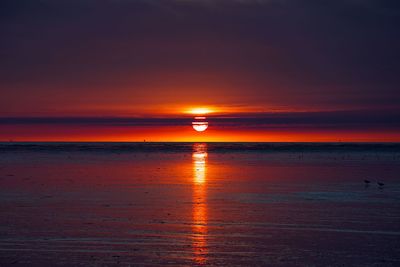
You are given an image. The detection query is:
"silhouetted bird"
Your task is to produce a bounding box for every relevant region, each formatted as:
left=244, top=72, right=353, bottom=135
left=364, top=179, right=371, bottom=185
left=377, top=182, right=385, bottom=187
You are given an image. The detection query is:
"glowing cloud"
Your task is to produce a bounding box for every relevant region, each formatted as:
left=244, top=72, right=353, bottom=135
left=185, top=107, right=215, bottom=115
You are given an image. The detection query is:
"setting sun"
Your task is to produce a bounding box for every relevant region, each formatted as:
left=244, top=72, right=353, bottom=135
left=192, top=116, right=209, bottom=132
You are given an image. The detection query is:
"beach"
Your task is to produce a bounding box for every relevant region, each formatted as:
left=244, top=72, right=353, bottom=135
left=0, top=143, right=399, bottom=266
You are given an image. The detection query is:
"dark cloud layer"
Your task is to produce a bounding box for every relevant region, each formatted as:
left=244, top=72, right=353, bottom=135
left=1, top=0, right=400, bottom=115
left=1, top=109, right=399, bottom=130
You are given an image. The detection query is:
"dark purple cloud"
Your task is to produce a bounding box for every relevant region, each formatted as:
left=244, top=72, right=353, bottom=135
left=0, top=0, right=399, bottom=115
left=1, top=108, right=399, bottom=130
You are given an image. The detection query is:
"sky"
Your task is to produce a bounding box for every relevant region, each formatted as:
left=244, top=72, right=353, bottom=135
left=0, top=0, right=399, bottom=141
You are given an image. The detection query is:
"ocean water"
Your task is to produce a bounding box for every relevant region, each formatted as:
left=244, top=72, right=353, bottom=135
left=1, top=142, right=400, bottom=152
left=0, top=143, right=399, bottom=266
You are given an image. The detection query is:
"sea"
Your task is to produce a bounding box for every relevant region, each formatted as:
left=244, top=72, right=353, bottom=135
left=0, top=142, right=399, bottom=266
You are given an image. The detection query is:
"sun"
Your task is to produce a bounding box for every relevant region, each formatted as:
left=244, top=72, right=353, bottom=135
left=185, top=106, right=212, bottom=132
left=192, top=116, right=208, bottom=132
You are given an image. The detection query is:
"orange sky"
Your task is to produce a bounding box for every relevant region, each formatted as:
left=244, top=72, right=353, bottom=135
left=1, top=1, right=399, bottom=142
left=1, top=123, right=399, bottom=142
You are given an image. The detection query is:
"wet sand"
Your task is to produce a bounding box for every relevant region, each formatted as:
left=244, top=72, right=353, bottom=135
left=0, top=143, right=400, bottom=266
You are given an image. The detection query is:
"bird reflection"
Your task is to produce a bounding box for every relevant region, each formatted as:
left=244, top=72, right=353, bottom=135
left=192, top=143, right=208, bottom=264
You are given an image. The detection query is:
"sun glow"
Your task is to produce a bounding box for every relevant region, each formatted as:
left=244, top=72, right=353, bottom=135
left=186, top=107, right=214, bottom=115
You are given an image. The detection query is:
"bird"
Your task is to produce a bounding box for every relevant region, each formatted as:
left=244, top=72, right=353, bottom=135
left=377, top=182, right=385, bottom=188
left=364, top=179, right=371, bottom=184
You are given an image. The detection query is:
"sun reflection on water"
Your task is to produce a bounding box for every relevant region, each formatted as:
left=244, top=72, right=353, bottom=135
left=192, top=143, right=208, bottom=264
